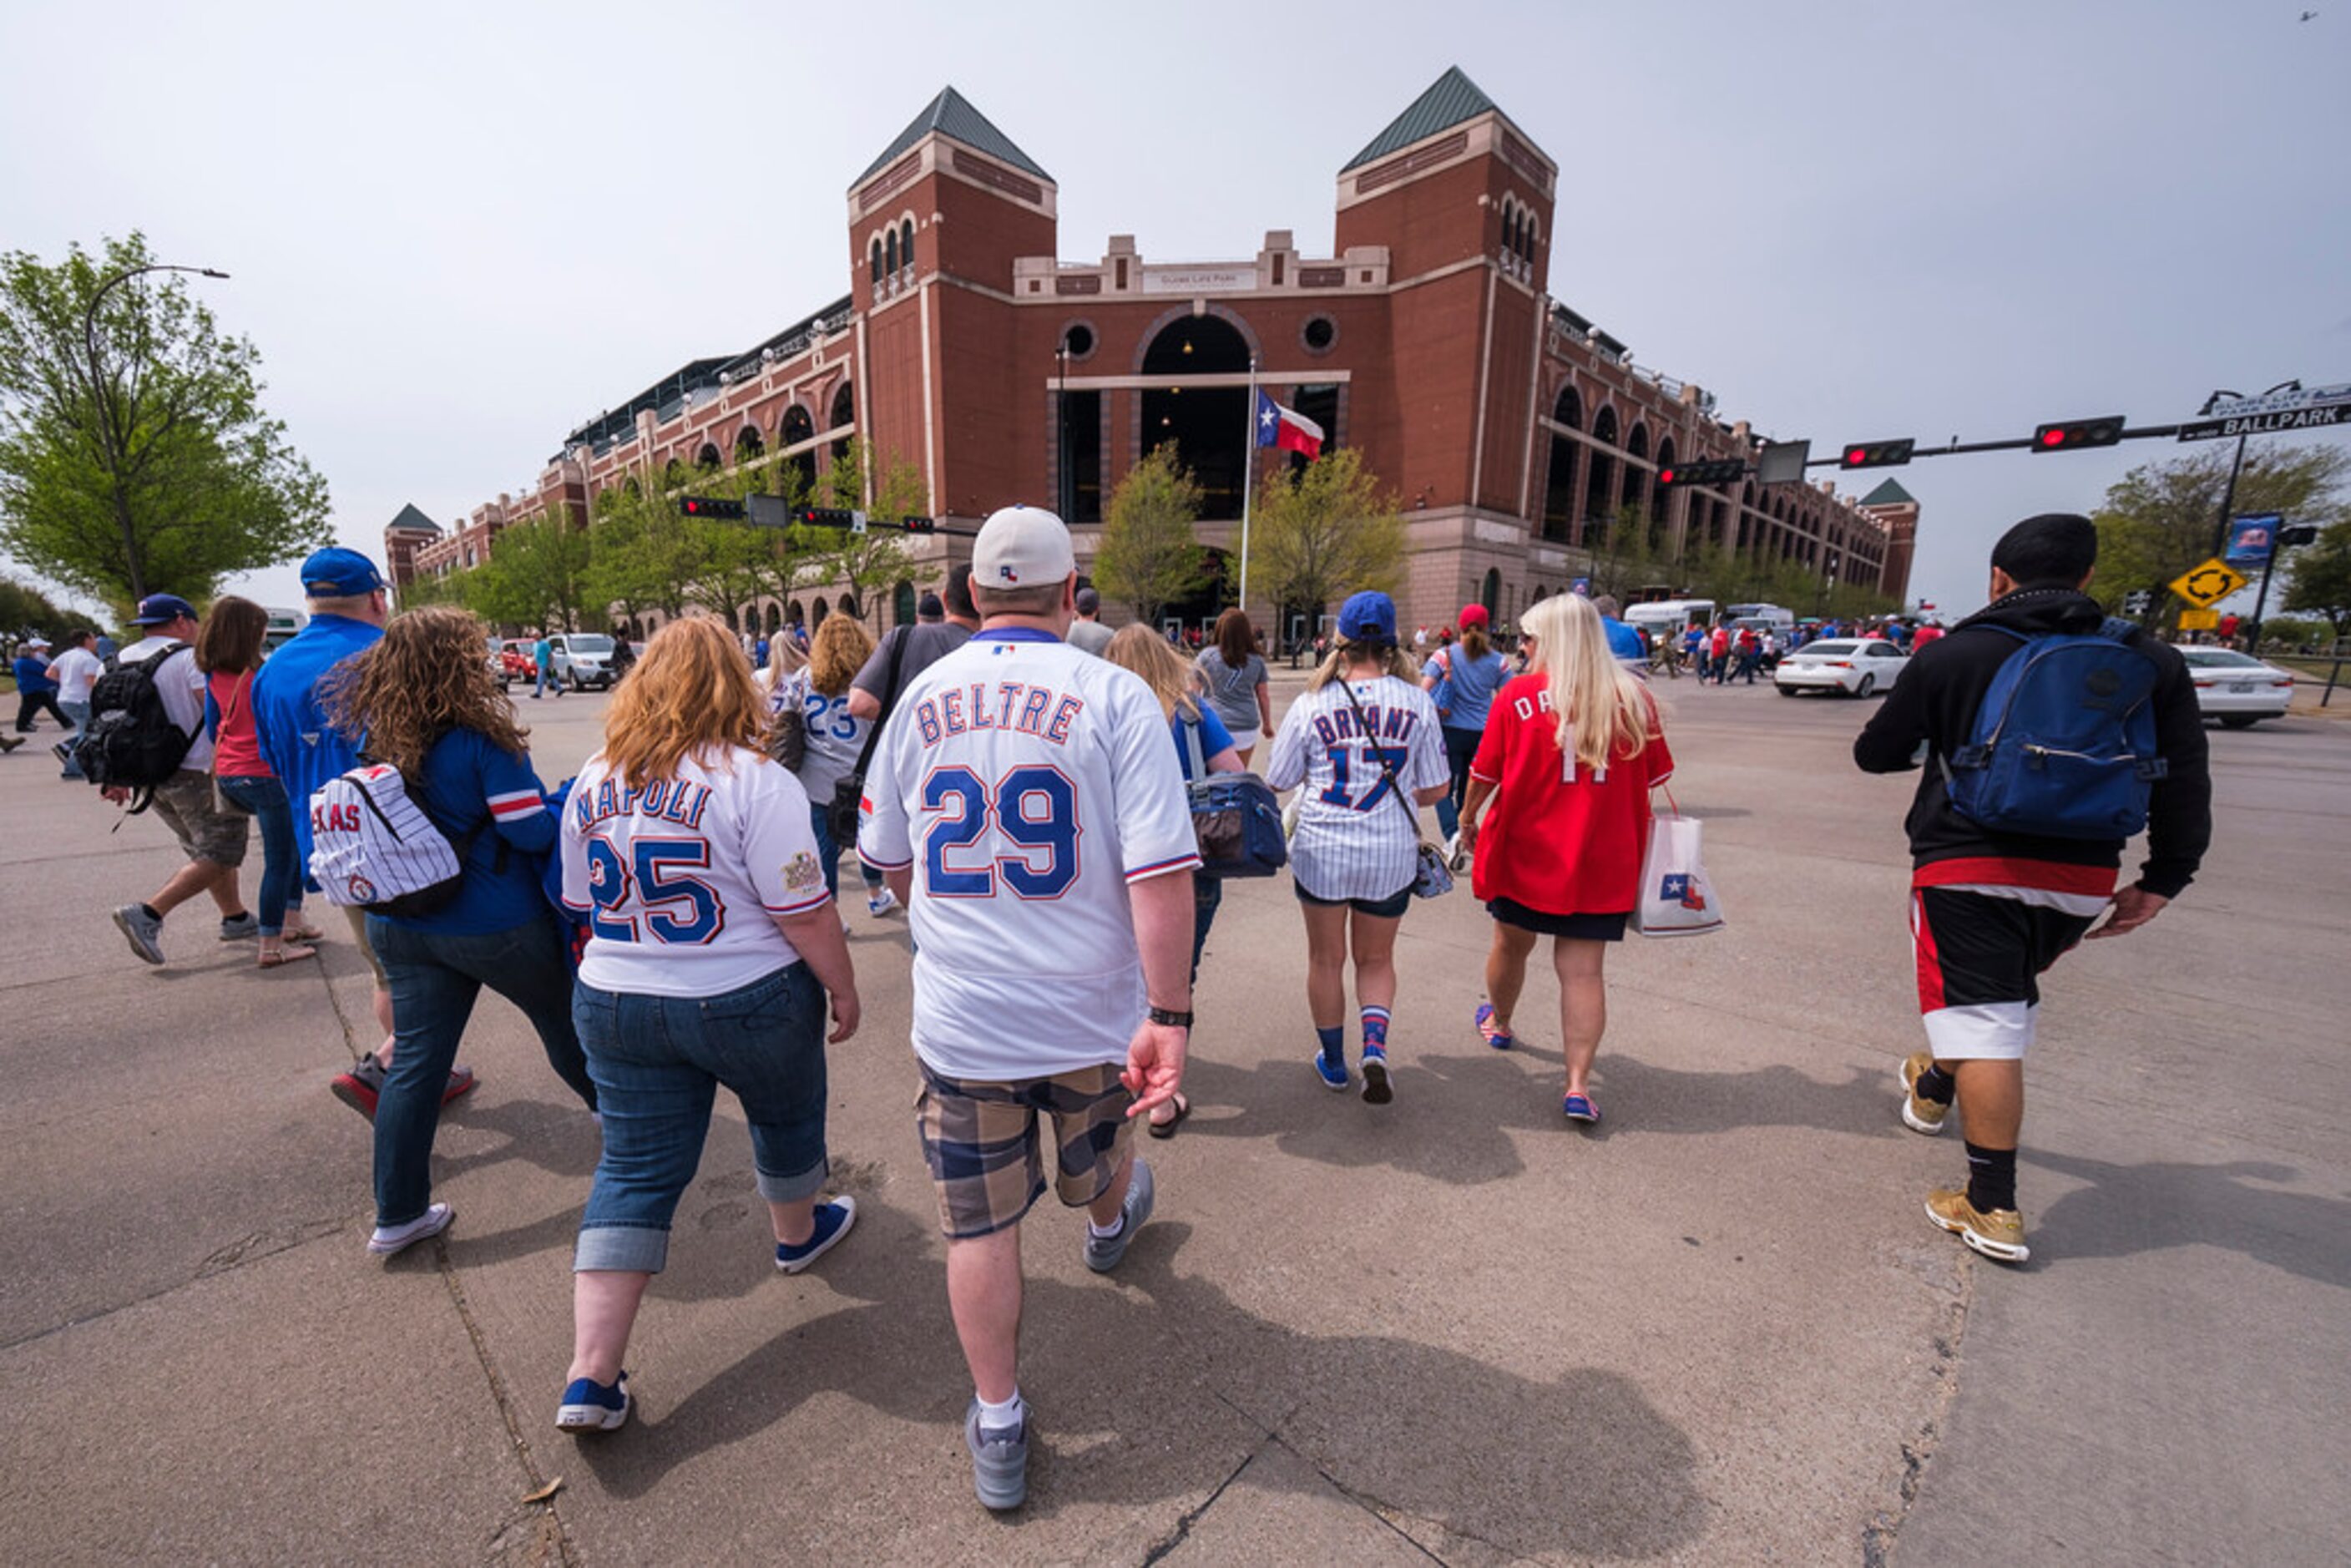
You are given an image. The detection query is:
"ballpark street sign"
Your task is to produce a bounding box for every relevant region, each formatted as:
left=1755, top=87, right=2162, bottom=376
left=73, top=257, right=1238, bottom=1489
left=2179, top=381, right=2351, bottom=443
left=2169, top=558, right=2248, bottom=609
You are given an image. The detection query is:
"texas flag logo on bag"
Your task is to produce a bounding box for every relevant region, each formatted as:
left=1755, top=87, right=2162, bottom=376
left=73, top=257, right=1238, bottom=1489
left=1660, top=873, right=1709, bottom=912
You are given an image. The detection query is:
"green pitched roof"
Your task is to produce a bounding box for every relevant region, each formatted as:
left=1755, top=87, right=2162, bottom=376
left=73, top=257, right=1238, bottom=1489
left=853, top=88, right=1050, bottom=188
left=387, top=503, right=438, bottom=534
left=1343, top=66, right=1503, bottom=173
left=1859, top=478, right=1918, bottom=507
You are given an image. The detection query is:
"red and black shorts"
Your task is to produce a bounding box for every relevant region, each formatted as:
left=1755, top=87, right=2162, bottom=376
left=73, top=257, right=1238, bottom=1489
left=1909, top=885, right=2098, bottom=1060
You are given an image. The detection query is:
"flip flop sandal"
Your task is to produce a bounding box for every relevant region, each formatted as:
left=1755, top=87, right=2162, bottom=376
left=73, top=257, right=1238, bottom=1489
left=1474, top=1002, right=1513, bottom=1051
left=1561, top=1093, right=1601, bottom=1124
left=257, top=945, right=319, bottom=969
left=1146, top=1094, right=1191, bottom=1140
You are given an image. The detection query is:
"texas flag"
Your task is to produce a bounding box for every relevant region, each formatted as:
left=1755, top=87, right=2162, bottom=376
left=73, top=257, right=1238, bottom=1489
left=1255, top=391, right=1324, bottom=459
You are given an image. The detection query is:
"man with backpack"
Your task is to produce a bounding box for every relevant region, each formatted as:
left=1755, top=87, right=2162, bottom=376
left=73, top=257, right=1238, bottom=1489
left=1855, top=513, right=2211, bottom=1265
left=93, top=594, right=256, bottom=964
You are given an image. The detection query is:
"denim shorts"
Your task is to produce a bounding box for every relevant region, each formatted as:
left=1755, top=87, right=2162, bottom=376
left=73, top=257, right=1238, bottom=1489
left=573, top=963, right=832, bottom=1273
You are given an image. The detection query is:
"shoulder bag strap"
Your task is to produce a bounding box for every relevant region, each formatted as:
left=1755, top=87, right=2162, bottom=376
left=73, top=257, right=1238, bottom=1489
left=1337, top=676, right=1423, bottom=839
left=1181, top=710, right=1209, bottom=781
left=848, top=622, right=914, bottom=781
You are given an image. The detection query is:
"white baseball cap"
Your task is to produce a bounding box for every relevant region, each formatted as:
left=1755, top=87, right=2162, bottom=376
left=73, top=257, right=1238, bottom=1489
left=973, top=505, right=1076, bottom=589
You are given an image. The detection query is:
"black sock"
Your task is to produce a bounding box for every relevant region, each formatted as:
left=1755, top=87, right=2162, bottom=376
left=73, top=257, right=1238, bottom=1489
left=139, top=903, right=162, bottom=922
left=1916, top=1064, right=1956, bottom=1105
left=1964, top=1143, right=2018, bottom=1213
left=221, top=909, right=250, bottom=923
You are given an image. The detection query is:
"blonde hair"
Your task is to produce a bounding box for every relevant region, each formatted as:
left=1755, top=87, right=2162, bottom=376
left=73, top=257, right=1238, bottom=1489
left=806, top=612, right=874, bottom=698
left=1520, top=594, right=1656, bottom=771
left=764, top=630, right=808, bottom=683
left=1308, top=636, right=1419, bottom=692
left=322, top=606, right=528, bottom=775
left=1104, top=623, right=1200, bottom=720
left=600, top=618, right=769, bottom=788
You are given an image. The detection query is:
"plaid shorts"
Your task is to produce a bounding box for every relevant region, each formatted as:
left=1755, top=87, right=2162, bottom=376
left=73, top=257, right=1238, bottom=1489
left=915, top=1061, right=1134, bottom=1240
left=149, top=769, right=250, bottom=868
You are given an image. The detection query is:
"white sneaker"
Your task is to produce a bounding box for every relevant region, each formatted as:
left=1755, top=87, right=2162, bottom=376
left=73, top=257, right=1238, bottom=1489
left=1444, top=832, right=1469, bottom=873
left=368, top=1202, right=454, bottom=1257
left=866, top=887, right=899, bottom=918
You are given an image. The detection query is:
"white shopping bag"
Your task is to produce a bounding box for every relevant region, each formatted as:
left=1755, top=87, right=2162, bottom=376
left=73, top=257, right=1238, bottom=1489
left=1631, top=811, right=1724, bottom=938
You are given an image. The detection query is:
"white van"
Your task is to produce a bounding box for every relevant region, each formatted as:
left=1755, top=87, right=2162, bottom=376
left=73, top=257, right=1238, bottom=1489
left=1726, top=602, right=1795, bottom=635
left=1623, top=599, right=1718, bottom=641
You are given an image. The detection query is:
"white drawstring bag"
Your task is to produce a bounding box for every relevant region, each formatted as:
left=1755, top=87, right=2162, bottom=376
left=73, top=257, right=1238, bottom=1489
left=1631, top=792, right=1724, bottom=938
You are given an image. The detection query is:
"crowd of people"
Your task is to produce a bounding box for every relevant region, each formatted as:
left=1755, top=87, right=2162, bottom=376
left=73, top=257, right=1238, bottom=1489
left=18, top=503, right=2212, bottom=1511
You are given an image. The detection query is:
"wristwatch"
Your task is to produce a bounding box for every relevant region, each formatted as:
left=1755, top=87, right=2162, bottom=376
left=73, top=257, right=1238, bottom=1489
left=1147, top=1006, right=1194, bottom=1029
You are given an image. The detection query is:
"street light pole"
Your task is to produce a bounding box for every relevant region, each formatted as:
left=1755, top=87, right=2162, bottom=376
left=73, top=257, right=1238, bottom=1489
left=2202, top=380, right=2300, bottom=560
left=81, top=263, right=230, bottom=602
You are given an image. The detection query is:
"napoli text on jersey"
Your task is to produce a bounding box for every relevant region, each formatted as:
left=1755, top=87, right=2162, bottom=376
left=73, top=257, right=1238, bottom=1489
left=857, top=631, right=1200, bottom=1081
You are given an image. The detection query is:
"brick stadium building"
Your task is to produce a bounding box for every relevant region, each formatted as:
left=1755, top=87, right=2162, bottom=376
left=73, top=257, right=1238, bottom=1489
left=398, top=68, right=1914, bottom=636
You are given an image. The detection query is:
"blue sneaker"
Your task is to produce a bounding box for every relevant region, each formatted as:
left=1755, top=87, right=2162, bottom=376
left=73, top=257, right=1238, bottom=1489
left=555, top=1371, right=629, bottom=1434
left=775, top=1196, right=857, bottom=1274
left=1313, top=1048, right=1350, bottom=1091
left=1360, top=1044, right=1393, bottom=1105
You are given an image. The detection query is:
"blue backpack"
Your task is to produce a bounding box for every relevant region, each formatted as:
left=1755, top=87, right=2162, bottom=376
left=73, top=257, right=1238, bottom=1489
left=1939, top=620, right=2169, bottom=841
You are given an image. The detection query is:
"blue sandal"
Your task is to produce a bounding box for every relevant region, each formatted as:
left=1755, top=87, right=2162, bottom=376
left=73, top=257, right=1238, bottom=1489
left=1474, top=1003, right=1513, bottom=1052
left=1562, top=1093, right=1601, bottom=1124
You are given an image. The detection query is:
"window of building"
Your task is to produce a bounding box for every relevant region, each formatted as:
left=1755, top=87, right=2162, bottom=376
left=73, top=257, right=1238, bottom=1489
left=697, top=443, right=722, bottom=472
left=884, top=230, right=898, bottom=278
left=1302, top=315, right=1337, bottom=354
left=893, top=579, right=918, bottom=627
left=900, top=220, right=915, bottom=277
left=1140, top=314, right=1252, bottom=517
left=1060, top=321, right=1096, bottom=361
left=1057, top=388, right=1103, bottom=524
left=869, top=238, right=882, bottom=285
left=1287, top=383, right=1341, bottom=476
left=829, top=382, right=856, bottom=467
left=1272, top=252, right=1285, bottom=286
left=736, top=426, right=764, bottom=463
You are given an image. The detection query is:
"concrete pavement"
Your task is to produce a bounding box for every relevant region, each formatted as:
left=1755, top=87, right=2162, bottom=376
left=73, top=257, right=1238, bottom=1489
left=1, top=670, right=2343, bottom=1563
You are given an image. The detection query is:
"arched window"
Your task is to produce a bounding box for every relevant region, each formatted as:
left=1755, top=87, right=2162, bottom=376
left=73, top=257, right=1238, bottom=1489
left=893, top=579, right=918, bottom=628
left=829, top=381, right=856, bottom=467
left=736, top=426, right=763, bottom=463
left=696, top=443, right=721, bottom=472
left=899, top=220, right=915, bottom=276
left=839, top=592, right=861, bottom=621
left=1650, top=437, right=1676, bottom=543
left=1140, top=314, right=1254, bottom=517
left=884, top=230, right=898, bottom=277
left=661, top=458, right=685, bottom=490
left=812, top=596, right=829, bottom=624
left=781, top=403, right=817, bottom=494
left=1621, top=423, right=1650, bottom=518
left=869, top=237, right=882, bottom=285
left=1541, top=383, right=1582, bottom=544
left=1481, top=568, right=1502, bottom=618
left=786, top=599, right=804, bottom=628
left=1584, top=406, right=1619, bottom=544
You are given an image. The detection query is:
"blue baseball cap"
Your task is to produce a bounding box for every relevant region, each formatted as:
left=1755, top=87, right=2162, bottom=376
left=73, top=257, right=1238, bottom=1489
left=129, top=592, right=200, bottom=626
left=1337, top=590, right=1398, bottom=646
left=300, top=547, right=386, bottom=598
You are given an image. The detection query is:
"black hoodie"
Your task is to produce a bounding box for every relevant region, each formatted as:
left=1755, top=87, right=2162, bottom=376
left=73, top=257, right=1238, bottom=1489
left=1853, top=587, right=2212, bottom=898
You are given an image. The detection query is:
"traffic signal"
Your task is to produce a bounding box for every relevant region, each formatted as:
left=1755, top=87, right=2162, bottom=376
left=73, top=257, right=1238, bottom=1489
left=1656, top=458, right=1746, bottom=487
left=795, top=507, right=856, bottom=529
left=900, top=516, right=936, bottom=534
left=2279, top=523, right=2318, bottom=548
left=1838, top=438, right=1914, bottom=469
left=2032, top=416, right=2125, bottom=453
left=680, top=496, right=746, bottom=519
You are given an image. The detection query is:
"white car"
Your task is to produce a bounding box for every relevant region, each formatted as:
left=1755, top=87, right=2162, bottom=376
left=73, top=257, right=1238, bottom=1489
left=550, top=633, right=619, bottom=691
left=2181, top=647, right=2294, bottom=727
left=1774, top=638, right=1909, bottom=697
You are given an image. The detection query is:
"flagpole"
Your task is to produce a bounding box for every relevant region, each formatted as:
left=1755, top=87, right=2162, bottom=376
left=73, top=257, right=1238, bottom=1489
left=1238, top=353, right=1259, bottom=616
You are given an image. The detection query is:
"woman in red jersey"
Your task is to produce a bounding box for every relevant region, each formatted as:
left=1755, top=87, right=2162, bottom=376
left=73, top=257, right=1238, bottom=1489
left=1455, top=592, right=1672, bottom=1125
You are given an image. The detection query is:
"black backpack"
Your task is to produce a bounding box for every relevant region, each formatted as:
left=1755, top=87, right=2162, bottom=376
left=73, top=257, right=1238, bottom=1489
left=73, top=642, right=199, bottom=810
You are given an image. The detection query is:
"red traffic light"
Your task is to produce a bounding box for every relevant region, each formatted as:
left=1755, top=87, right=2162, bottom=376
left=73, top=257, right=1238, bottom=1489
left=2031, top=417, right=2125, bottom=453
left=1838, top=438, right=1914, bottom=469
left=1657, top=458, right=1746, bottom=488
left=679, top=496, right=746, bottom=519
left=1658, top=468, right=1676, bottom=486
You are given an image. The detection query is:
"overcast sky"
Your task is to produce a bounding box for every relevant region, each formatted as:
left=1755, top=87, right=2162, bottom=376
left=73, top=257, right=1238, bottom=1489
left=5, top=0, right=2346, bottom=619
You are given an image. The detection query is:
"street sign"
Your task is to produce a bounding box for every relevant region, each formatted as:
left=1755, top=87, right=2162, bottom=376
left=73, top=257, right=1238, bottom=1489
left=2205, top=382, right=2351, bottom=421
left=2170, top=557, right=2249, bottom=609
left=2177, top=609, right=2219, bottom=631
left=2121, top=589, right=2154, bottom=615
left=2177, top=403, right=2351, bottom=443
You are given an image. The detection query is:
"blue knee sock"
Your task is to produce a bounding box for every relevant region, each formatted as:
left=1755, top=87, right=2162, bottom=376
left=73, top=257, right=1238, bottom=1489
left=1361, top=1007, right=1390, bottom=1054
left=1316, top=1025, right=1344, bottom=1062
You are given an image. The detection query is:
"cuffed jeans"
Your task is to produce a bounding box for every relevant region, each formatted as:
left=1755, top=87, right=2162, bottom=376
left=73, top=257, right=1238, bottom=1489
left=1432, top=723, right=1483, bottom=841
left=806, top=801, right=883, bottom=903
left=367, top=910, right=597, bottom=1227
left=215, top=773, right=302, bottom=936
left=58, top=699, right=89, bottom=777
left=572, top=963, right=831, bottom=1274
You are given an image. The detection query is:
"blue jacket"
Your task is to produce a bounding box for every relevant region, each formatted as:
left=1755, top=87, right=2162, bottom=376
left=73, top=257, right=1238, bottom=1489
left=250, top=613, right=381, bottom=876
left=387, top=730, right=556, bottom=935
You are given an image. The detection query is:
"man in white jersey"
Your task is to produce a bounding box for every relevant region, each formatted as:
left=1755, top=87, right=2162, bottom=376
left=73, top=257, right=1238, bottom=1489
left=859, top=504, right=1197, bottom=1513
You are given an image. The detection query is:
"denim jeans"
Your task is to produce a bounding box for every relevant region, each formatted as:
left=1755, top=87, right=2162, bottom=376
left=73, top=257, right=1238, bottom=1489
left=58, top=699, right=90, bottom=778
left=367, top=909, right=597, bottom=1227
left=806, top=800, right=884, bottom=903
left=1191, top=875, right=1221, bottom=984
left=215, top=773, right=302, bottom=936
left=1433, top=724, right=1483, bottom=841
left=572, top=963, right=831, bottom=1273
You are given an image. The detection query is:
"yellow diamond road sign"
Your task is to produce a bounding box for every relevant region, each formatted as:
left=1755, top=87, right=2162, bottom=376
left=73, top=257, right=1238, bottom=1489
left=2169, top=558, right=2248, bottom=609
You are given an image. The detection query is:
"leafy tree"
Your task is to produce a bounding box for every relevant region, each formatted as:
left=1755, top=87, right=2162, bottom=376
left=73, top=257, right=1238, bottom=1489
left=808, top=436, right=927, bottom=625
left=2281, top=521, right=2351, bottom=639
left=2091, top=443, right=2349, bottom=629
left=468, top=513, right=595, bottom=632
left=1250, top=448, right=1408, bottom=629
left=0, top=574, right=101, bottom=638
left=584, top=482, right=702, bottom=622
left=1094, top=444, right=1207, bottom=623
left=1584, top=504, right=1673, bottom=604
left=0, top=232, right=330, bottom=604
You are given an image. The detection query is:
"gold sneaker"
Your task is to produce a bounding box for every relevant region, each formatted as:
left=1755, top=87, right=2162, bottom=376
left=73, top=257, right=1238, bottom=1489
left=1898, top=1051, right=1949, bottom=1136
left=1924, top=1186, right=2030, bottom=1264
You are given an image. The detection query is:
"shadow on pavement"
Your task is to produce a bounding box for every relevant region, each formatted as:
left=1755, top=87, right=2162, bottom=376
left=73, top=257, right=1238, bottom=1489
left=565, top=1207, right=1707, bottom=1557
left=2025, top=1150, right=2351, bottom=1289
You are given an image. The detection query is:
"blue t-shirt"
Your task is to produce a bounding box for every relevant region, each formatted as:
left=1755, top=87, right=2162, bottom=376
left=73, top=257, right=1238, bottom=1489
left=1601, top=618, right=1647, bottom=662
left=1421, top=646, right=1509, bottom=731
left=13, top=654, right=58, bottom=695
left=1172, top=706, right=1236, bottom=780
left=389, top=729, right=557, bottom=935
left=251, top=613, right=382, bottom=873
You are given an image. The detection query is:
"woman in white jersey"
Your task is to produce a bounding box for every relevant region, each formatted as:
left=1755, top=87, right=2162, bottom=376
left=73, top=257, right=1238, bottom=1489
left=554, top=618, right=862, bottom=1436
left=771, top=612, right=897, bottom=916
left=1264, top=591, right=1449, bottom=1105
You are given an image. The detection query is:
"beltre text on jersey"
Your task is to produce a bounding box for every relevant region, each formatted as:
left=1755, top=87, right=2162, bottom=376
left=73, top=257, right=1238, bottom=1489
left=910, top=681, right=1087, bottom=749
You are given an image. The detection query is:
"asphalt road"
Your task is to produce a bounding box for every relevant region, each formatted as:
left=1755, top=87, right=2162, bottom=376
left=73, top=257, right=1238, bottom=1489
left=1, top=669, right=2343, bottom=1565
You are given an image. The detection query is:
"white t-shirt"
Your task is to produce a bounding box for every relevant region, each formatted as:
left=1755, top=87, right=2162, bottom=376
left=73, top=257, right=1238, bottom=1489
left=1265, top=674, right=1449, bottom=902
left=857, top=630, right=1201, bottom=1080
left=50, top=646, right=103, bottom=706
left=560, top=745, right=830, bottom=998
left=771, top=670, right=872, bottom=804
left=119, top=635, right=211, bottom=771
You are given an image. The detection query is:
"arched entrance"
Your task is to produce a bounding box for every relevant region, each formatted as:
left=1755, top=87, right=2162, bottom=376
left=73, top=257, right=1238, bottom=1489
left=1156, top=547, right=1236, bottom=638
left=1583, top=407, right=1618, bottom=544
left=1480, top=568, right=1502, bottom=619
left=1140, top=316, right=1251, bottom=518
left=781, top=405, right=816, bottom=495
left=1542, top=385, right=1581, bottom=544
